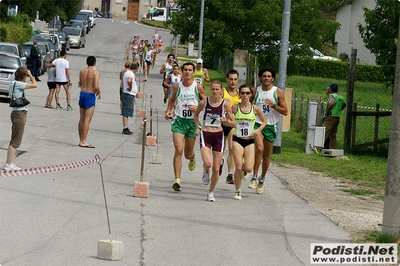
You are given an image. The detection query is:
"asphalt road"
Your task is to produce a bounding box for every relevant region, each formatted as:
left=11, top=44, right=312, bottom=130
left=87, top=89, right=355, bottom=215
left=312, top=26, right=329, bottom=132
left=0, top=18, right=353, bottom=266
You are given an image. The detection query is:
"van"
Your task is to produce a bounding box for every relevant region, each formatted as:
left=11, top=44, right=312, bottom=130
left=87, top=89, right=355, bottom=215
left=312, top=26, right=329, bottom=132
left=79, top=9, right=96, bottom=28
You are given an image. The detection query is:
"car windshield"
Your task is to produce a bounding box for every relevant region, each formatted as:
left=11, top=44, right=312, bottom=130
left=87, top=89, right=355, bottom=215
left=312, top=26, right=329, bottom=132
left=21, top=46, right=31, bottom=58
left=37, top=45, right=46, bottom=54
left=63, top=28, right=80, bottom=36
left=69, top=21, right=83, bottom=28
left=0, top=45, right=17, bottom=56
left=0, top=55, right=20, bottom=69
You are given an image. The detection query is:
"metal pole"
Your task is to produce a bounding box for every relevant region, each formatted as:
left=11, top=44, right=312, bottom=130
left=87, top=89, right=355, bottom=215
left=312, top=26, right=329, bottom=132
left=140, top=119, right=147, bottom=182
left=198, top=0, right=205, bottom=59
left=382, top=12, right=400, bottom=237
left=274, top=0, right=291, bottom=154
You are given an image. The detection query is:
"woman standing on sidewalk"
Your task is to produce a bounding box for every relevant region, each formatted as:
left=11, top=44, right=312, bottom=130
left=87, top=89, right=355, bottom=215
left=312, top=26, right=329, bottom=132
left=231, top=84, right=266, bottom=200
left=194, top=80, right=235, bottom=202
left=3, top=67, right=37, bottom=170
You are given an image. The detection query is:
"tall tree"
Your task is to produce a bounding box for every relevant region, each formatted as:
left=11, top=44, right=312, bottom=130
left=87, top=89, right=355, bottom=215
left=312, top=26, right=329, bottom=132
left=170, top=0, right=340, bottom=66
left=358, top=0, right=400, bottom=87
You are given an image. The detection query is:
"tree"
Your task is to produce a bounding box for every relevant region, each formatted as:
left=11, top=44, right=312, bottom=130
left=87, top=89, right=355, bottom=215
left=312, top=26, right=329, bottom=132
left=358, top=0, right=400, bottom=87
left=170, top=0, right=340, bottom=67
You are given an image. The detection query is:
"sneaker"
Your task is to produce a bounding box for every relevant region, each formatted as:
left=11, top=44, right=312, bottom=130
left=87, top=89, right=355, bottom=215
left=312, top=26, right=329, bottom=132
left=206, top=192, right=215, bottom=202
left=248, top=178, right=258, bottom=189
left=172, top=179, right=181, bottom=191
left=188, top=158, right=196, bottom=171
left=233, top=191, right=242, bottom=200
left=202, top=170, right=210, bottom=185
left=163, top=98, right=167, bottom=104
left=56, top=103, right=62, bottom=110
left=144, top=77, right=148, bottom=82
left=242, top=170, right=251, bottom=181
left=256, top=178, right=265, bottom=194
left=67, top=105, right=73, bottom=111
left=226, top=174, right=235, bottom=184
left=219, top=158, right=224, bottom=176
left=3, top=163, right=21, bottom=171
left=122, top=128, right=133, bottom=135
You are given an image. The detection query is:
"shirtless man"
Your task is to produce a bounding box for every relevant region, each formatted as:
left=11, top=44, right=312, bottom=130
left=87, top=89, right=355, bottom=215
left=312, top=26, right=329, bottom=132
left=78, top=56, right=101, bottom=148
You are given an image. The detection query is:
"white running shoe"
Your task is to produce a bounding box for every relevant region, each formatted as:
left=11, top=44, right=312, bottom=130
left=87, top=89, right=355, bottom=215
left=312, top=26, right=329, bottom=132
left=248, top=178, right=258, bottom=189
left=233, top=191, right=242, bottom=200
left=3, top=163, right=21, bottom=171
left=242, top=170, right=251, bottom=181
left=206, top=192, right=215, bottom=202
left=202, top=170, right=210, bottom=185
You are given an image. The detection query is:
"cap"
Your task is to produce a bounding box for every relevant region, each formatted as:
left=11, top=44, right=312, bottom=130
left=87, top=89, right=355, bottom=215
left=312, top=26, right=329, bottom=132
left=196, top=58, right=203, bottom=64
left=329, top=83, right=338, bottom=91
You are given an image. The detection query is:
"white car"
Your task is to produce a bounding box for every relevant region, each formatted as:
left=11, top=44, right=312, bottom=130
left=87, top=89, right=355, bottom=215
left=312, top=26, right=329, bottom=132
left=79, top=10, right=96, bottom=28
left=310, top=47, right=340, bottom=61
left=0, top=52, right=21, bottom=96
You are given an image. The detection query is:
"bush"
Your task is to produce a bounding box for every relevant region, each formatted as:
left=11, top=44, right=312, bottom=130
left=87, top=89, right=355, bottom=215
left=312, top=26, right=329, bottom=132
left=0, top=14, right=32, bottom=44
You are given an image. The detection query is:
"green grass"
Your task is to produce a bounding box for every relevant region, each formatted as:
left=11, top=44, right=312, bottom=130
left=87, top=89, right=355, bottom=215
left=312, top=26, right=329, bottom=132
left=362, top=230, right=399, bottom=243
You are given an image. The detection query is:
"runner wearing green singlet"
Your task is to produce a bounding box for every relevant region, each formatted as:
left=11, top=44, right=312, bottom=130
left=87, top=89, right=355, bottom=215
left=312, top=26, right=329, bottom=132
left=193, top=58, right=210, bottom=86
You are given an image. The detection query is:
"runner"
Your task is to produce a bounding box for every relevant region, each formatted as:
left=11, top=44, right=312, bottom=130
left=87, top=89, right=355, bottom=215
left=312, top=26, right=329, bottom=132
left=165, top=62, right=207, bottom=192
left=251, top=66, right=288, bottom=194
left=159, top=54, right=175, bottom=103
left=193, top=58, right=210, bottom=86
left=231, top=84, right=267, bottom=200
left=194, top=80, right=235, bottom=202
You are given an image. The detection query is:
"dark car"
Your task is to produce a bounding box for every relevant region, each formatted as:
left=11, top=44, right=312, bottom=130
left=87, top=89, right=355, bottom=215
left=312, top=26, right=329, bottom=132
left=71, top=14, right=90, bottom=34
left=49, top=30, right=70, bottom=51
left=30, top=34, right=61, bottom=57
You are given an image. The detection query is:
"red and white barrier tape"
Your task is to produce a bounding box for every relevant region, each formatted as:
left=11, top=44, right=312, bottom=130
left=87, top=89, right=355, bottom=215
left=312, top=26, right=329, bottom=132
left=0, top=158, right=99, bottom=178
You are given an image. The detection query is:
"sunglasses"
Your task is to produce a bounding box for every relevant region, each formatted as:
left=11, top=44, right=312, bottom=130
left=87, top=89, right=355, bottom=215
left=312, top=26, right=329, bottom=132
left=241, top=91, right=251, bottom=95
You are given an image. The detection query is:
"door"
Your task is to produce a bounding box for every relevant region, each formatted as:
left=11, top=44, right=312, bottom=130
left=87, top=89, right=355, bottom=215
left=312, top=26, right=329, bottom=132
left=127, top=0, right=139, bottom=21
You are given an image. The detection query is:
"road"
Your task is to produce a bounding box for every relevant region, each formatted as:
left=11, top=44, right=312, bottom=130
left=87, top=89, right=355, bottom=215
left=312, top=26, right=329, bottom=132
left=0, top=18, right=353, bottom=266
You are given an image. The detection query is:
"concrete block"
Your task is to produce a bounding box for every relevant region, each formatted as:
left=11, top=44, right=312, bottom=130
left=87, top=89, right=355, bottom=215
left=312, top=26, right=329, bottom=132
left=321, top=149, right=344, bottom=157
left=152, top=154, right=163, bottom=164
left=97, top=239, right=124, bottom=261
left=133, top=181, right=149, bottom=197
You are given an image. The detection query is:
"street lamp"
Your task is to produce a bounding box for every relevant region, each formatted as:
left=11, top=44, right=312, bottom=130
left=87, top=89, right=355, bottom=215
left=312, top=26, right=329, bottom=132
left=198, top=0, right=205, bottom=59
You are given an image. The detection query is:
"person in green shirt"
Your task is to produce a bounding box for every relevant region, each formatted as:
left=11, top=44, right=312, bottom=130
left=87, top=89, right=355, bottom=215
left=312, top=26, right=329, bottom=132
left=149, top=5, right=154, bottom=20
left=322, top=83, right=346, bottom=149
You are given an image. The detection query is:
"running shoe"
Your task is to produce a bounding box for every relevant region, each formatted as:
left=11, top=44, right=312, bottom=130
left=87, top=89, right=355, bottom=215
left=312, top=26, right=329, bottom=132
left=202, top=170, right=210, bottom=185
left=226, top=174, right=235, bottom=184
left=206, top=192, right=215, bottom=202
left=172, top=179, right=181, bottom=191
left=248, top=178, right=258, bottom=189
left=233, top=191, right=242, bottom=200
left=219, top=158, right=224, bottom=176
left=256, top=178, right=265, bottom=194
left=67, top=105, right=73, bottom=111
left=122, top=128, right=133, bottom=135
left=242, top=170, right=251, bottom=181
left=188, top=158, right=196, bottom=171
left=3, top=163, right=21, bottom=171
left=56, top=103, right=62, bottom=110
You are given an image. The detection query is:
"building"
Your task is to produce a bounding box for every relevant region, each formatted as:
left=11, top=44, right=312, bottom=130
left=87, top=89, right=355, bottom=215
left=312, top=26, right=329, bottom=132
left=335, top=0, right=376, bottom=64
left=81, top=0, right=176, bottom=21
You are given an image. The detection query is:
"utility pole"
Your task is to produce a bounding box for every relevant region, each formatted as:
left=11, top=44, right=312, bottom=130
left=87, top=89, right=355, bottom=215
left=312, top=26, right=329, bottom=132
left=382, top=12, right=400, bottom=237
left=198, top=0, right=205, bottom=59
left=274, top=0, right=291, bottom=154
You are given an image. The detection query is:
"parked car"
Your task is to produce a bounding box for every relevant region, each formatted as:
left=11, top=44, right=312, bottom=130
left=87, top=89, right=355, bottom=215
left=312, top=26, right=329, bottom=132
left=79, top=9, right=96, bottom=27
left=69, top=18, right=89, bottom=35
left=0, top=52, right=22, bottom=96
left=142, top=7, right=178, bottom=21
left=49, top=30, right=70, bottom=51
left=73, top=13, right=90, bottom=34
left=310, top=47, right=340, bottom=61
left=62, top=26, right=86, bottom=48
left=0, top=42, right=27, bottom=67
left=30, top=33, right=61, bottom=56
left=48, top=16, right=65, bottom=31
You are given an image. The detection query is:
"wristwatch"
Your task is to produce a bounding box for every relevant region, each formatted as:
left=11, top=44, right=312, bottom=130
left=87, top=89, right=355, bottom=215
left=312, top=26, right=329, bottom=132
left=272, top=103, right=276, bottom=109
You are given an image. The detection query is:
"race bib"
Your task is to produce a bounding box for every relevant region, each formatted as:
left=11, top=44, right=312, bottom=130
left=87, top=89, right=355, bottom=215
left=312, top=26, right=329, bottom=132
left=194, top=78, right=202, bottom=84
left=205, top=116, right=221, bottom=127
left=236, top=120, right=253, bottom=137
left=181, top=104, right=193, bottom=118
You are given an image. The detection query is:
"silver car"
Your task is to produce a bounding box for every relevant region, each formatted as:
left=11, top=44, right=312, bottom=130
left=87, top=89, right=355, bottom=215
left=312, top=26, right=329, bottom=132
left=0, top=52, right=22, bottom=96
left=0, top=42, right=27, bottom=67
left=62, top=26, right=86, bottom=48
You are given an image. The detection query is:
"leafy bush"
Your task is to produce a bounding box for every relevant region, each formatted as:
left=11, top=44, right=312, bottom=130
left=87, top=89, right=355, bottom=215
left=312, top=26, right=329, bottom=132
left=0, top=14, right=32, bottom=44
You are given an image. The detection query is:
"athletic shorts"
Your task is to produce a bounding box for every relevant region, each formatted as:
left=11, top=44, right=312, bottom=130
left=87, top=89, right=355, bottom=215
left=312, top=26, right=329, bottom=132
left=47, top=81, right=56, bottom=90
left=199, top=131, right=224, bottom=152
left=254, top=123, right=276, bottom=143
left=144, top=60, right=152, bottom=66
left=222, top=124, right=233, bottom=136
left=56, top=81, right=68, bottom=86
left=9, top=110, right=27, bottom=149
left=78, top=91, right=96, bottom=109
left=232, top=135, right=254, bottom=148
left=121, top=93, right=135, bottom=117
left=171, top=116, right=197, bottom=138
